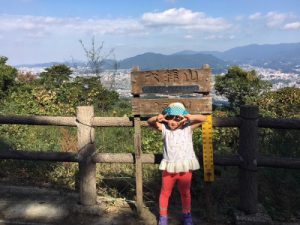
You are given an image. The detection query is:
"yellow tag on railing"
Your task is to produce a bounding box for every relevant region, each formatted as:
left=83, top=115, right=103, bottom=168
left=202, top=115, right=214, bottom=182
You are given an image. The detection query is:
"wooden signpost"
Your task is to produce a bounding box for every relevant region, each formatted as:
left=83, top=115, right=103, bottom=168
left=131, top=68, right=211, bottom=96
left=132, top=98, right=212, bottom=115
left=131, top=65, right=214, bottom=214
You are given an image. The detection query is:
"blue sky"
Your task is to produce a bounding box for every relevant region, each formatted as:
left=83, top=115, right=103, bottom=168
left=1, top=0, right=300, bottom=65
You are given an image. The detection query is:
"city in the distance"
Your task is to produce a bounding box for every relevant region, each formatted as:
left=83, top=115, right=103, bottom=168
left=16, top=42, right=300, bottom=99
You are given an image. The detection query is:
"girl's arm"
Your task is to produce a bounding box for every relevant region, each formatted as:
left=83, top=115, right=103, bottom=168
left=147, top=114, right=166, bottom=131
left=184, top=114, right=207, bottom=131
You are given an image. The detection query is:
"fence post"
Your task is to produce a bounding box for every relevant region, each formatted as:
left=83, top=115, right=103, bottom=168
left=238, top=105, right=258, bottom=214
left=134, top=116, right=144, bottom=214
left=77, top=106, right=96, bottom=206
left=132, top=66, right=144, bottom=214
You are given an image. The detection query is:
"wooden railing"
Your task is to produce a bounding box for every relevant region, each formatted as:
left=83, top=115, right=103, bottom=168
left=0, top=106, right=299, bottom=214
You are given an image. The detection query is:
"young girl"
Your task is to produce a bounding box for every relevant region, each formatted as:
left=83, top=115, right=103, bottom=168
left=147, top=102, right=207, bottom=225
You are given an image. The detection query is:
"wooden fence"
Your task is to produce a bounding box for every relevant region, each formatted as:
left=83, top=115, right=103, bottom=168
left=0, top=105, right=300, bottom=215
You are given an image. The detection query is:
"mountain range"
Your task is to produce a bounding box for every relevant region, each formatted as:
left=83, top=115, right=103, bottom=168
left=117, top=52, right=227, bottom=73
left=17, top=42, right=300, bottom=74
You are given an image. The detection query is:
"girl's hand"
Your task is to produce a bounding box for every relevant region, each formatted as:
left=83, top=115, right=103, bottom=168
left=157, top=114, right=167, bottom=123
left=184, top=114, right=193, bottom=122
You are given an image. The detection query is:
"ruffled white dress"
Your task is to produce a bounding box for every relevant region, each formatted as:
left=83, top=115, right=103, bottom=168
left=159, top=124, right=200, bottom=173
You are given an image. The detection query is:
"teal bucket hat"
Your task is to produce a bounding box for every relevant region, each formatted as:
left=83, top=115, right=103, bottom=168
left=162, top=102, right=189, bottom=116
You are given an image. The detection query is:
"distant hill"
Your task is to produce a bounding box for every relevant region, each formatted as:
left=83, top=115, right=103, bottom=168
left=171, top=50, right=200, bottom=55
left=218, top=42, right=300, bottom=61
left=17, top=62, right=64, bottom=68
left=199, top=42, right=300, bottom=73
left=16, top=42, right=300, bottom=74
left=169, top=42, right=300, bottom=73
left=118, top=52, right=227, bottom=73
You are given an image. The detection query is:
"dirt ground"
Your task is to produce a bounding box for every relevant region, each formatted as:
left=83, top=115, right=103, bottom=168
left=0, top=183, right=235, bottom=225
left=1, top=185, right=299, bottom=225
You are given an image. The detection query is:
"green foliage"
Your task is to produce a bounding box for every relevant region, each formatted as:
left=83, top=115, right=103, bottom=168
left=0, top=56, right=8, bottom=65
left=254, top=87, right=300, bottom=118
left=0, top=56, right=17, bottom=99
left=142, top=128, right=163, bottom=153
left=39, top=64, right=72, bottom=88
left=1, top=64, right=119, bottom=117
left=259, top=169, right=300, bottom=221
left=55, top=76, right=118, bottom=113
left=1, top=85, right=75, bottom=115
left=95, top=127, right=134, bottom=153
left=215, top=66, right=272, bottom=110
left=250, top=87, right=300, bottom=158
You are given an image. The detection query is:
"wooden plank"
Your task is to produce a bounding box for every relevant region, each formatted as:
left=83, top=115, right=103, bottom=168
left=0, top=115, right=297, bottom=129
left=131, top=67, right=212, bottom=95
left=0, top=150, right=79, bottom=162
left=132, top=97, right=212, bottom=115
left=134, top=116, right=144, bottom=215
left=92, top=117, right=133, bottom=127
left=0, top=115, right=76, bottom=126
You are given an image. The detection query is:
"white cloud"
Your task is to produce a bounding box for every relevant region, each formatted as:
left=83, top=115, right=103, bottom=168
left=249, top=12, right=262, bottom=20
left=283, top=22, right=300, bottom=30
left=204, top=34, right=235, bottom=40
left=0, top=15, right=144, bottom=38
left=184, top=34, right=193, bottom=39
left=266, top=12, right=293, bottom=28
left=248, top=11, right=298, bottom=30
left=141, top=8, right=231, bottom=31
left=0, top=9, right=232, bottom=42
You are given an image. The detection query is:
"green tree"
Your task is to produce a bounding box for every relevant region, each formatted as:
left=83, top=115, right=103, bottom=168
left=255, top=87, right=300, bottom=118
left=39, top=64, right=72, bottom=88
left=0, top=56, right=17, bottom=99
left=215, top=66, right=271, bottom=110
left=59, top=76, right=119, bottom=112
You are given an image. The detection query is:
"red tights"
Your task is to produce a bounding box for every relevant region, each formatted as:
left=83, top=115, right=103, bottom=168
left=159, top=170, right=192, bottom=216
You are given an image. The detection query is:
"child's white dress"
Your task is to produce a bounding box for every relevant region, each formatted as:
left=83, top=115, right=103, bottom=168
left=159, top=124, right=200, bottom=173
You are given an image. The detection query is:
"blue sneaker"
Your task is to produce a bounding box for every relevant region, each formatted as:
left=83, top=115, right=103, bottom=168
left=183, top=213, right=193, bottom=225
left=158, top=215, right=168, bottom=225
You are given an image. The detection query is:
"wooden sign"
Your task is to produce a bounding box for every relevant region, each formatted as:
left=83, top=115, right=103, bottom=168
left=132, top=97, right=212, bottom=115
left=131, top=67, right=211, bottom=95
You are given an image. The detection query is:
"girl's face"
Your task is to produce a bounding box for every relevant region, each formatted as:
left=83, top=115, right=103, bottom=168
left=165, top=115, right=185, bottom=130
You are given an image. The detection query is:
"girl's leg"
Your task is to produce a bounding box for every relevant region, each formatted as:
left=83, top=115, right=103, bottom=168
left=159, top=170, right=177, bottom=216
left=177, top=171, right=192, bottom=214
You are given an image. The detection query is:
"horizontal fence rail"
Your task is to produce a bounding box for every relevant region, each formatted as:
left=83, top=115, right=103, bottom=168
left=0, top=115, right=299, bottom=129
left=1, top=151, right=299, bottom=169
left=0, top=150, right=79, bottom=162
left=0, top=115, right=77, bottom=126
left=258, top=118, right=300, bottom=129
